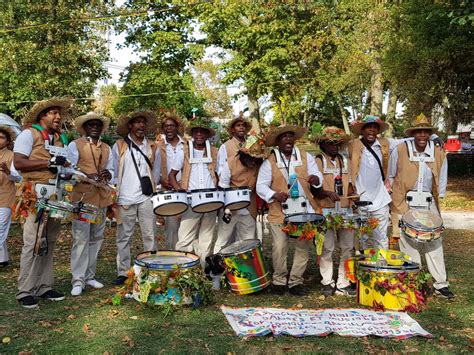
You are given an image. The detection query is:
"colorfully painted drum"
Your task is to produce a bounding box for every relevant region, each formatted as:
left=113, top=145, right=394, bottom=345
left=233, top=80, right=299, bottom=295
left=219, top=239, right=270, bottom=295
left=132, top=251, right=201, bottom=306
left=357, top=254, right=421, bottom=311
left=400, top=209, right=444, bottom=242
left=151, top=190, right=189, bottom=216
left=222, top=187, right=251, bottom=211
left=77, top=204, right=101, bottom=224
left=283, top=213, right=325, bottom=238
left=189, top=188, right=224, bottom=213
left=43, top=200, right=74, bottom=220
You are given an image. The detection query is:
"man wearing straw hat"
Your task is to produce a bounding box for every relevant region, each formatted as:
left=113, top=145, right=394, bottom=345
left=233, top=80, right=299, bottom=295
left=13, top=97, right=72, bottom=308
left=388, top=114, right=453, bottom=299
left=213, top=114, right=258, bottom=254
left=312, top=126, right=357, bottom=297
left=168, top=117, right=219, bottom=268
left=67, top=113, right=114, bottom=296
left=156, top=110, right=186, bottom=250
left=0, top=126, right=21, bottom=269
left=256, top=125, right=323, bottom=296
left=112, top=111, right=161, bottom=285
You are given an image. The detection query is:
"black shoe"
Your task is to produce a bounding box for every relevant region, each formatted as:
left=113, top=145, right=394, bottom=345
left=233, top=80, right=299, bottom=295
left=271, top=284, right=286, bottom=296
left=0, top=261, right=9, bottom=268
left=114, top=276, right=128, bottom=285
left=40, top=289, right=65, bottom=301
left=434, top=287, right=455, bottom=300
left=18, top=295, right=38, bottom=309
left=321, top=284, right=335, bottom=297
left=335, top=285, right=357, bottom=297
left=288, top=285, right=307, bottom=296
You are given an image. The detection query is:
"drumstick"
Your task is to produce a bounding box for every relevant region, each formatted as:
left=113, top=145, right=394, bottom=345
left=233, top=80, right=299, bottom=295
left=288, top=174, right=299, bottom=191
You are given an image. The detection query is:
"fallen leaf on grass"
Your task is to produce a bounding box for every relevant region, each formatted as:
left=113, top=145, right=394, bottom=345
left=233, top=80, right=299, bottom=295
left=144, top=333, right=151, bottom=337
left=18, top=352, right=31, bottom=355
left=83, top=324, right=90, bottom=333
left=67, top=314, right=77, bottom=320
left=2, top=337, right=11, bottom=344
left=296, top=303, right=303, bottom=308
left=122, top=335, right=135, bottom=348
left=265, top=337, right=274, bottom=342
left=53, top=328, right=64, bottom=333
left=129, top=316, right=138, bottom=320
left=38, top=321, right=52, bottom=328
left=439, top=336, right=446, bottom=342
left=107, top=310, right=120, bottom=319
left=318, top=295, right=325, bottom=300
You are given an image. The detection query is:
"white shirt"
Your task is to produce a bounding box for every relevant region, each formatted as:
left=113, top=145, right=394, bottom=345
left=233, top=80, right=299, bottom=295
left=256, top=148, right=323, bottom=214
left=171, top=147, right=215, bottom=190
left=161, top=134, right=185, bottom=183
left=112, top=135, right=161, bottom=205
left=67, top=139, right=115, bottom=181
left=13, top=129, right=57, bottom=157
left=388, top=141, right=448, bottom=197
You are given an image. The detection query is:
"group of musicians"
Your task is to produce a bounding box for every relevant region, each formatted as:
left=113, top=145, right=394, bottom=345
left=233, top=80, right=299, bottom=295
left=0, top=97, right=454, bottom=309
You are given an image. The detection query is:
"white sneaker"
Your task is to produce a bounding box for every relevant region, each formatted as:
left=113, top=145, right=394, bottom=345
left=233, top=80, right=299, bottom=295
left=86, top=279, right=104, bottom=289
left=71, top=285, right=83, bottom=296
left=210, top=272, right=222, bottom=290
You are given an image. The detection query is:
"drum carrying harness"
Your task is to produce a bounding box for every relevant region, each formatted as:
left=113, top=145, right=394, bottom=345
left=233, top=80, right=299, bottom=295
left=405, top=140, right=435, bottom=209
left=188, top=139, right=212, bottom=189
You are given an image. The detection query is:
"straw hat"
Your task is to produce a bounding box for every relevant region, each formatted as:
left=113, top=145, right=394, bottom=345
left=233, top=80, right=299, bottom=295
left=158, top=110, right=184, bottom=136
left=116, top=111, right=159, bottom=137
left=404, top=113, right=435, bottom=136
left=0, top=125, right=17, bottom=150
left=314, top=126, right=350, bottom=144
left=185, top=117, right=216, bottom=137
left=22, top=97, right=73, bottom=125
left=227, top=112, right=252, bottom=134
left=264, top=125, right=307, bottom=147
left=74, top=112, right=110, bottom=136
left=350, top=115, right=389, bottom=136
left=238, top=130, right=269, bottom=159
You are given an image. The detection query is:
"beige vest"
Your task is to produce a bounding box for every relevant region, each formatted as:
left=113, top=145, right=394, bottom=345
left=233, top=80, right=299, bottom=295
left=391, top=143, right=445, bottom=215
left=180, top=142, right=218, bottom=190
left=267, top=149, right=319, bottom=224
left=0, top=149, right=16, bottom=208
left=315, top=152, right=351, bottom=209
left=224, top=137, right=259, bottom=218
left=21, top=128, right=64, bottom=183
left=348, top=137, right=389, bottom=184
left=72, top=137, right=113, bottom=208
left=157, top=136, right=185, bottom=187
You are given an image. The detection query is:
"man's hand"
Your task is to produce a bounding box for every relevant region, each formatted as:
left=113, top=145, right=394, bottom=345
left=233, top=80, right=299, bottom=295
left=99, top=169, right=112, bottom=182
left=272, top=192, right=289, bottom=203
left=307, top=175, right=320, bottom=186
left=326, top=191, right=341, bottom=203
left=0, top=162, right=10, bottom=176
left=48, top=156, right=70, bottom=167
left=159, top=177, right=172, bottom=190
left=384, top=180, right=392, bottom=194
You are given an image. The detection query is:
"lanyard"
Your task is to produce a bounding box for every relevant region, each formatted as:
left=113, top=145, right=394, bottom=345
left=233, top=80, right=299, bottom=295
left=88, top=139, right=103, bottom=174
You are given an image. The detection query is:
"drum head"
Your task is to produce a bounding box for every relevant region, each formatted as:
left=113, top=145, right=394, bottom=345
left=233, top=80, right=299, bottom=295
left=357, top=260, right=420, bottom=273
left=219, top=239, right=261, bottom=256
left=134, top=250, right=200, bottom=270
left=284, top=213, right=325, bottom=225
left=402, top=209, right=443, bottom=231
left=154, top=202, right=188, bottom=216
left=225, top=201, right=251, bottom=211
left=192, top=201, right=224, bottom=213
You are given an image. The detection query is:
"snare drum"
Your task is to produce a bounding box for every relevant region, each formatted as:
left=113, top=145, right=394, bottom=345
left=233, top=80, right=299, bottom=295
left=283, top=213, right=325, bottom=238
left=42, top=200, right=74, bottom=220
left=151, top=190, right=189, bottom=216
left=189, top=188, right=224, bottom=213
left=223, top=187, right=251, bottom=211
left=219, top=239, right=270, bottom=295
left=399, top=209, right=444, bottom=242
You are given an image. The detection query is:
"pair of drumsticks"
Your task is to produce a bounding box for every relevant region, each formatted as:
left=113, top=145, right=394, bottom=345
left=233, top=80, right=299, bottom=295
left=288, top=174, right=364, bottom=200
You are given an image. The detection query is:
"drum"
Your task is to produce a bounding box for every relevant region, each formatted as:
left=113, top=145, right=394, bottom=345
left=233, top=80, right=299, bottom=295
left=189, top=188, right=224, bottom=213
left=223, top=187, right=251, bottom=211
left=219, top=239, right=270, bottom=295
left=151, top=190, right=189, bottom=216
left=132, top=250, right=206, bottom=306
left=356, top=250, right=421, bottom=311
left=399, top=209, right=444, bottom=242
left=77, top=203, right=102, bottom=224
left=283, top=213, right=325, bottom=238
left=38, top=200, right=74, bottom=220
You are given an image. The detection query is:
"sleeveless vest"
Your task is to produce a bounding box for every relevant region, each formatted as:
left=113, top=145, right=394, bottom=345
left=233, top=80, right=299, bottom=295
left=0, top=149, right=16, bottom=208
left=315, top=152, right=351, bottom=209
left=348, top=137, right=389, bottom=184
left=180, top=142, right=218, bottom=190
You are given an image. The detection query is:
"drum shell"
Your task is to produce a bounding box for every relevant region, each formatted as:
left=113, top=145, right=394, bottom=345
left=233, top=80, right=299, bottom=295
left=220, top=240, right=271, bottom=295
left=45, top=201, right=74, bottom=220
left=399, top=209, right=444, bottom=243
left=78, top=204, right=102, bottom=224
left=151, top=191, right=189, bottom=216
left=132, top=250, right=201, bottom=306
left=190, top=189, right=224, bottom=213
left=283, top=213, right=325, bottom=238
left=223, top=187, right=251, bottom=211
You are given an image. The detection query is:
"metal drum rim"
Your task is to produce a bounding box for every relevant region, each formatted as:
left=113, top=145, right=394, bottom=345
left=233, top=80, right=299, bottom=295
left=219, top=239, right=261, bottom=256
left=283, top=213, right=326, bottom=225
left=191, top=201, right=224, bottom=213
left=153, top=202, right=188, bottom=216
left=134, top=250, right=200, bottom=270
left=225, top=201, right=251, bottom=211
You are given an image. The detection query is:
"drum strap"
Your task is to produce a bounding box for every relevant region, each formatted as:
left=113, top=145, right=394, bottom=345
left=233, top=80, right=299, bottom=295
left=406, top=141, right=435, bottom=193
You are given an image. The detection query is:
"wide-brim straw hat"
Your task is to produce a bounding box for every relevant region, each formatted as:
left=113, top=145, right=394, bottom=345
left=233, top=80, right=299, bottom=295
left=227, top=114, right=252, bottom=134
left=22, top=97, right=73, bottom=125
left=116, top=111, right=159, bottom=137
left=239, top=132, right=269, bottom=159
left=314, top=126, right=351, bottom=144
left=74, top=112, right=110, bottom=136
left=350, top=115, right=389, bottom=136
left=264, top=125, right=307, bottom=147
left=404, top=113, right=435, bottom=136
left=158, top=110, right=184, bottom=136
left=185, top=118, right=216, bottom=137
left=0, top=125, right=17, bottom=141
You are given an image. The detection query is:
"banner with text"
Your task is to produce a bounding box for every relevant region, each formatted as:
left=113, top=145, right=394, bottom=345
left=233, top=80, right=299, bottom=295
left=221, top=306, right=432, bottom=339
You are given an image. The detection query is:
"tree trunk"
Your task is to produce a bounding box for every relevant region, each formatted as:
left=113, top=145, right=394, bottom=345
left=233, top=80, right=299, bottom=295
left=369, top=58, right=383, bottom=116
left=339, top=102, right=351, bottom=134
left=247, top=89, right=261, bottom=131
left=385, top=89, right=398, bottom=137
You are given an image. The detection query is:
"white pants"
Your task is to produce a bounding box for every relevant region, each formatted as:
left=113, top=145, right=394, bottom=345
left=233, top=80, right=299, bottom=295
left=71, top=208, right=106, bottom=287
left=0, top=207, right=12, bottom=263
left=320, top=228, right=354, bottom=289
left=164, top=216, right=180, bottom=250
left=359, top=204, right=389, bottom=250
left=116, top=198, right=156, bottom=277
left=398, top=204, right=448, bottom=289
left=175, top=208, right=217, bottom=268
left=213, top=211, right=256, bottom=254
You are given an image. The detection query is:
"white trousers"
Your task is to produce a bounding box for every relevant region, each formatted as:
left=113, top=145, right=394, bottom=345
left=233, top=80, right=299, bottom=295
left=175, top=208, right=217, bottom=268
left=164, top=215, right=180, bottom=250
left=0, top=207, right=12, bottom=263
left=213, top=211, right=256, bottom=254
left=71, top=208, right=106, bottom=287
left=116, top=198, right=156, bottom=277
left=359, top=204, right=389, bottom=250
left=320, top=228, right=354, bottom=288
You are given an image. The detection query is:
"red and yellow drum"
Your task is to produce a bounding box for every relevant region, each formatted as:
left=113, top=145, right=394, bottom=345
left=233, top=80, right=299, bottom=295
left=219, top=239, right=270, bottom=295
